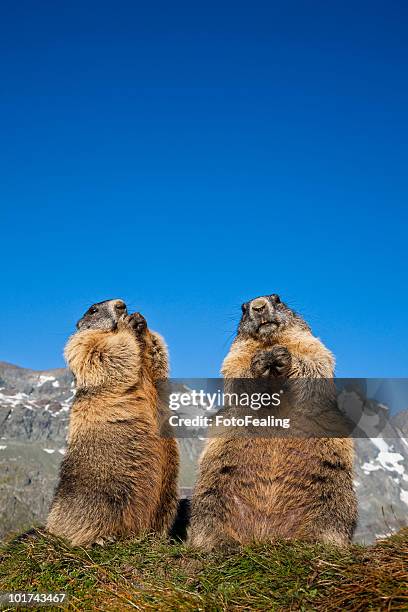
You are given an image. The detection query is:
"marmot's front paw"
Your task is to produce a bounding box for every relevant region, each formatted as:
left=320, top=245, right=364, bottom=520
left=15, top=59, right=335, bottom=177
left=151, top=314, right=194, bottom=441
left=120, top=313, right=147, bottom=335
left=251, top=346, right=292, bottom=377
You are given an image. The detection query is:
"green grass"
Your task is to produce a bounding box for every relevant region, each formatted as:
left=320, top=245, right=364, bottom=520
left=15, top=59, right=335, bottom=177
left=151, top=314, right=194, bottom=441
left=0, top=528, right=407, bottom=611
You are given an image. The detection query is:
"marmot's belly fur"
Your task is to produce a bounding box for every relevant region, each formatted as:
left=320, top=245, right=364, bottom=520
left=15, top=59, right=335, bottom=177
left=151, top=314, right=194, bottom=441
left=190, top=436, right=356, bottom=550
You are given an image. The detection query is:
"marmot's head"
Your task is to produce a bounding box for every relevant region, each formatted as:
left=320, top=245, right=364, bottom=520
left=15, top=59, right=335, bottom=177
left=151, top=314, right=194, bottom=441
left=71, top=300, right=169, bottom=384
left=237, top=294, right=310, bottom=341
left=76, top=299, right=127, bottom=331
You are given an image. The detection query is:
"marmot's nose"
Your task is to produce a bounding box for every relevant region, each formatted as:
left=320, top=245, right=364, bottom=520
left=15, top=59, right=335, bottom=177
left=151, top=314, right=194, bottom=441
left=111, top=299, right=127, bottom=312
left=251, top=297, right=268, bottom=313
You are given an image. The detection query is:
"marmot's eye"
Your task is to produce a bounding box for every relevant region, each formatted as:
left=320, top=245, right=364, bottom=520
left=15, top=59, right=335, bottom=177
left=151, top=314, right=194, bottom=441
left=88, top=306, right=98, bottom=315
left=241, top=303, right=247, bottom=314
left=115, top=303, right=126, bottom=311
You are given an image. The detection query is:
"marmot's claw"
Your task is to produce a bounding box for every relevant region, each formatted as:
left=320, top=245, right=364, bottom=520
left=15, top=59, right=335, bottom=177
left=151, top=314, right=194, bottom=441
left=251, top=346, right=292, bottom=378
left=127, top=312, right=148, bottom=335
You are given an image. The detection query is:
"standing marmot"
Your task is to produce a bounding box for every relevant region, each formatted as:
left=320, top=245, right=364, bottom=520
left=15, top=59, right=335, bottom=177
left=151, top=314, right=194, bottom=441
left=46, top=299, right=179, bottom=546
left=189, top=294, right=357, bottom=551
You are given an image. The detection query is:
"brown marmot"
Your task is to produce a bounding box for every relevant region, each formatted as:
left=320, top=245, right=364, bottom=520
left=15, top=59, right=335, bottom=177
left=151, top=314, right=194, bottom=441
left=46, top=299, right=179, bottom=547
left=188, top=294, right=357, bottom=551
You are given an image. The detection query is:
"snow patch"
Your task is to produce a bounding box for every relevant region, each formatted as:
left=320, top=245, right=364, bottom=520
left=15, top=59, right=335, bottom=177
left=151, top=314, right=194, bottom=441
left=362, top=462, right=380, bottom=474
left=400, top=489, right=408, bottom=506
left=375, top=531, right=393, bottom=540
left=0, top=391, right=29, bottom=407
left=43, top=448, right=56, bottom=454
left=368, top=438, right=406, bottom=476
left=38, top=375, right=56, bottom=387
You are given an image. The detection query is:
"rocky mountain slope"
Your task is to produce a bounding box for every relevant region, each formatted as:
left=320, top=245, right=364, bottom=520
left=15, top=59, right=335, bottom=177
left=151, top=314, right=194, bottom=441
left=0, top=361, right=407, bottom=543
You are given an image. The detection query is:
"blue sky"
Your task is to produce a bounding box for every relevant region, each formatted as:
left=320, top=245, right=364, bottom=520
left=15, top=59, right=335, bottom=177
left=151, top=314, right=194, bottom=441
left=0, top=1, right=407, bottom=377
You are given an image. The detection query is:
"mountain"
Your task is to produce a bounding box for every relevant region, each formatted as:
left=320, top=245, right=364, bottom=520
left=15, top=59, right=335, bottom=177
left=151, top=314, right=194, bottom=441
left=0, top=361, right=407, bottom=543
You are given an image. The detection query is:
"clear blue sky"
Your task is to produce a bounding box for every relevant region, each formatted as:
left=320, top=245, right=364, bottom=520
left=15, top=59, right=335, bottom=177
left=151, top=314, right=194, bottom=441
left=0, top=1, right=407, bottom=377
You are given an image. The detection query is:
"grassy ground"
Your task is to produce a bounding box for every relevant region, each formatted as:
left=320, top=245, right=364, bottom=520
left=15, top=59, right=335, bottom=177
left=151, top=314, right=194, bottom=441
left=0, top=528, right=407, bottom=611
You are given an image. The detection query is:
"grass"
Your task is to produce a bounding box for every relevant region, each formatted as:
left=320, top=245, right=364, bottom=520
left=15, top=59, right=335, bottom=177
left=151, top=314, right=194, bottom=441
left=0, top=528, right=407, bottom=611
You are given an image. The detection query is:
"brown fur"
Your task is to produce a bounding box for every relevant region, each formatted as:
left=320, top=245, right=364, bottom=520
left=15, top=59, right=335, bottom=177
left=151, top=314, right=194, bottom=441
left=46, top=314, right=179, bottom=547
left=189, top=296, right=357, bottom=551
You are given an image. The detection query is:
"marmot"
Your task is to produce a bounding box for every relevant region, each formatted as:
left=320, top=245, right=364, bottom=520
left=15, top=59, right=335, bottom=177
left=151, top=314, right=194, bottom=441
left=188, top=294, right=357, bottom=551
left=46, top=299, right=179, bottom=546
